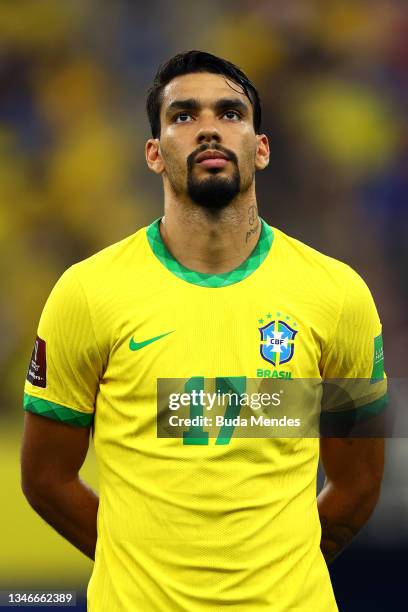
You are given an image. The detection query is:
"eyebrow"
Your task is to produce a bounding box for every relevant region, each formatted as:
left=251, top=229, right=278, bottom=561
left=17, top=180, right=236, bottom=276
left=165, top=97, right=249, bottom=118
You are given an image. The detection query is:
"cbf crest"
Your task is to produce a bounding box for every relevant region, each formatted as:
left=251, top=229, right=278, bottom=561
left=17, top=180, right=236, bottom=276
left=259, top=315, right=298, bottom=366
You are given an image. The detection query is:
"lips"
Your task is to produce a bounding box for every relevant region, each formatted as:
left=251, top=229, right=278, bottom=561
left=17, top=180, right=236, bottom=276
left=195, top=150, right=229, bottom=169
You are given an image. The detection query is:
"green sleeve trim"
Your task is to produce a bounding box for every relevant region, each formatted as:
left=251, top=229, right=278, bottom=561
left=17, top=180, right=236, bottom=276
left=355, top=392, right=389, bottom=422
left=321, top=392, right=388, bottom=426
left=23, top=393, right=94, bottom=427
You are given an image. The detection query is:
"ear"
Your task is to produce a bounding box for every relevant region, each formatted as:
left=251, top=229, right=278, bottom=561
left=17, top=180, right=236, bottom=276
left=145, top=139, right=165, bottom=174
left=255, top=134, right=270, bottom=171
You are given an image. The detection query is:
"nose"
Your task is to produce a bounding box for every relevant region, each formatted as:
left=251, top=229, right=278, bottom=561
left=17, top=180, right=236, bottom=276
left=196, top=124, right=221, bottom=145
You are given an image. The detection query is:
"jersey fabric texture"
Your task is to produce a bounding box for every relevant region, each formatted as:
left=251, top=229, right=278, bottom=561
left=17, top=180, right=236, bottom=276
left=24, top=217, right=387, bottom=611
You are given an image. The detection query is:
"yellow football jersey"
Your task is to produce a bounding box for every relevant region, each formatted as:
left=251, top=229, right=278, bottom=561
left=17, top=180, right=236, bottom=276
left=24, top=217, right=387, bottom=611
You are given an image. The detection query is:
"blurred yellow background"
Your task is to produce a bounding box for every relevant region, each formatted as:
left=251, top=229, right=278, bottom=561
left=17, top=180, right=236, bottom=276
left=1, top=0, right=408, bottom=603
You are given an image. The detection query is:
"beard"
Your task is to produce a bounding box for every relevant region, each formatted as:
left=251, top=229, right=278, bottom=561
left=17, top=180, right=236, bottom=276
left=186, top=146, right=241, bottom=211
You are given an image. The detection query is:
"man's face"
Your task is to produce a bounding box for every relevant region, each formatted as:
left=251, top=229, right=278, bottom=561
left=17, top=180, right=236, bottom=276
left=146, top=72, right=269, bottom=211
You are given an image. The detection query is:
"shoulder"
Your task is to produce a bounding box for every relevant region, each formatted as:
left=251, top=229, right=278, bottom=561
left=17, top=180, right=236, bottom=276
left=44, top=223, right=153, bottom=313
left=270, top=224, right=368, bottom=295
left=71, top=224, right=149, bottom=280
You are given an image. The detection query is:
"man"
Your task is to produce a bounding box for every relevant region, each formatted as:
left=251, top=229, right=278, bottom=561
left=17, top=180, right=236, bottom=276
left=22, top=51, right=387, bottom=610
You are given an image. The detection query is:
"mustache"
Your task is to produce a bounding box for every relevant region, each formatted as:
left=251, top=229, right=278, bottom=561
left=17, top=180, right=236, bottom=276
left=187, top=144, right=238, bottom=167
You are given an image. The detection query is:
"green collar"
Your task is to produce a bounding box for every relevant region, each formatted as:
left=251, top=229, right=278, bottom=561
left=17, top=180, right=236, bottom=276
left=146, top=216, right=273, bottom=288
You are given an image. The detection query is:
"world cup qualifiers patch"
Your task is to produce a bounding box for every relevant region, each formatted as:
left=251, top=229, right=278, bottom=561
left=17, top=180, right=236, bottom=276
left=27, top=335, right=47, bottom=388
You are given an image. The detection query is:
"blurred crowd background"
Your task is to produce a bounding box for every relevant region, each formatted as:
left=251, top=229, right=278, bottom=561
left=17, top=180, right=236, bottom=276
left=1, top=1, right=407, bottom=610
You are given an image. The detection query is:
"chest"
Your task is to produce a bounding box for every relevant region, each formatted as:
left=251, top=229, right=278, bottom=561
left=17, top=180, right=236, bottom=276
left=100, top=283, right=328, bottom=389
left=94, top=282, right=328, bottom=449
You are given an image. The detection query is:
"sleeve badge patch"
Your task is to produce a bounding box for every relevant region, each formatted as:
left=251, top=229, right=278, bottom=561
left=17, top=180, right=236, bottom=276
left=370, top=333, right=384, bottom=383
left=27, top=335, right=47, bottom=388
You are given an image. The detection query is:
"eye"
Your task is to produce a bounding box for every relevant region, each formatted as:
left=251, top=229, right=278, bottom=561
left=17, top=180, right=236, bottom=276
left=223, top=110, right=241, bottom=121
left=174, top=112, right=193, bottom=123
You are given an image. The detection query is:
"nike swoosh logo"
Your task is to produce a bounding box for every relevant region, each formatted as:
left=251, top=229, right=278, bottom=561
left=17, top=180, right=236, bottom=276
left=129, top=330, right=175, bottom=351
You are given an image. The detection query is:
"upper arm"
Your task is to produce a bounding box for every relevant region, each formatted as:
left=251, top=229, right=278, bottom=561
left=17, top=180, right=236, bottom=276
left=319, top=268, right=386, bottom=492
left=21, top=412, right=91, bottom=494
left=21, top=265, right=103, bottom=493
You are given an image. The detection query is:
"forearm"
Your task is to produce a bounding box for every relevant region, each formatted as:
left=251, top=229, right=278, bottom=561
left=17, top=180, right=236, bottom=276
left=317, top=478, right=380, bottom=564
left=23, top=476, right=98, bottom=560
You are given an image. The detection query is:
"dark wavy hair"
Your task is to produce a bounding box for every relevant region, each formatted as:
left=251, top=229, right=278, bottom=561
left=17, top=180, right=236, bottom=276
left=146, top=50, right=262, bottom=139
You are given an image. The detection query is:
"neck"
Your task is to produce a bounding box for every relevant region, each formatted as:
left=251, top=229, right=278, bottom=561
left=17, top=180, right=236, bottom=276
left=159, top=185, right=261, bottom=274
